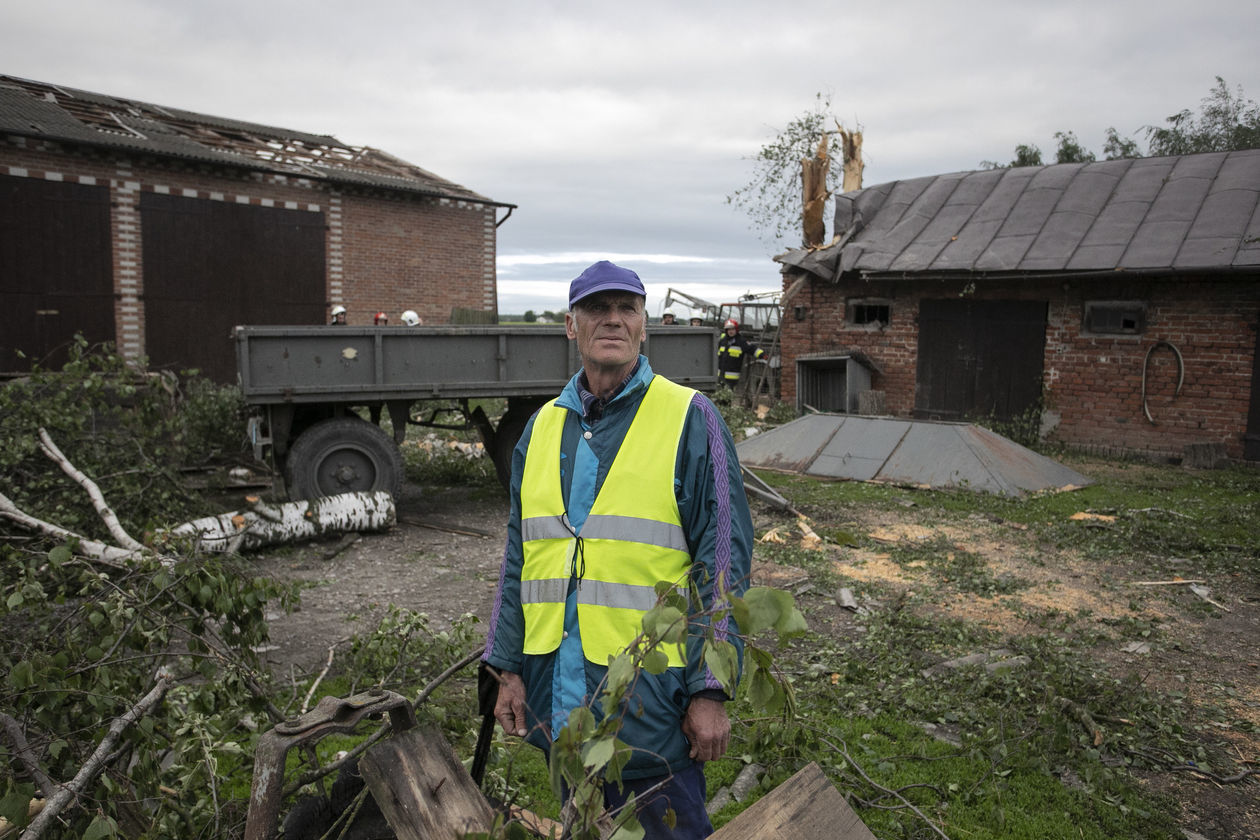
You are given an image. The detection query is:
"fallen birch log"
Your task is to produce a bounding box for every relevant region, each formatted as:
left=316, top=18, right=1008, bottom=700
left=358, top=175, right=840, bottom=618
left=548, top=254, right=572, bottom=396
left=2, top=429, right=395, bottom=564
left=165, top=492, right=395, bottom=554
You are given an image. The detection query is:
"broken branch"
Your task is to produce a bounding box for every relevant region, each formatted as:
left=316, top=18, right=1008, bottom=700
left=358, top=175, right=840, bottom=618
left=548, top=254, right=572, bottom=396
left=0, top=714, right=55, bottom=798
left=0, top=489, right=136, bottom=569
left=19, top=675, right=171, bottom=840
left=37, top=427, right=143, bottom=552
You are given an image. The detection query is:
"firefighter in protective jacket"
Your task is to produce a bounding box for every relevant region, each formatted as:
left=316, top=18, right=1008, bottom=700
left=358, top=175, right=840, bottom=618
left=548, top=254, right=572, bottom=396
left=717, top=319, right=763, bottom=386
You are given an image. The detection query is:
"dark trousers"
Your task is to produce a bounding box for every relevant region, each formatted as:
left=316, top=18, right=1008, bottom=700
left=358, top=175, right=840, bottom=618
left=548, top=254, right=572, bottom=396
left=603, top=762, right=713, bottom=840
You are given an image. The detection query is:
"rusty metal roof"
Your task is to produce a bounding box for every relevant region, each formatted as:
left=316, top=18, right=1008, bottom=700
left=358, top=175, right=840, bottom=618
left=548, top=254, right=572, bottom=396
left=0, top=75, right=512, bottom=207
left=737, top=414, right=1091, bottom=496
left=778, top=149, right=1260, bottom=281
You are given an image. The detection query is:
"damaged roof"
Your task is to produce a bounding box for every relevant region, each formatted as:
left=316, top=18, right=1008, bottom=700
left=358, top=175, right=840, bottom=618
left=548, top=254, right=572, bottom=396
left=0, top=75, right=511, bottom=207
left=778, top=149, right=1260, bottom=280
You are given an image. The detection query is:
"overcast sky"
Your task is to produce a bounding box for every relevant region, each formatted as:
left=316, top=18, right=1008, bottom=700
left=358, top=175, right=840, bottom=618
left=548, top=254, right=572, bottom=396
left=4, top=0, right=1258, bottom=316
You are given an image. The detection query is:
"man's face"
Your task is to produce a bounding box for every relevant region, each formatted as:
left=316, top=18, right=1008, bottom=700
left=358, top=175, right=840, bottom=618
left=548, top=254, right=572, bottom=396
left=566, top=291, right=647, bottom=370
left=662, top=313, right=675, bottom=324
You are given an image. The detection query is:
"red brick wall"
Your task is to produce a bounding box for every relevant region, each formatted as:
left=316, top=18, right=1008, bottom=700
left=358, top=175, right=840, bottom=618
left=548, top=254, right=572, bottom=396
left=2, top=135, right=498, bottom=358
left=781, top=270, right=1260, bottom=460
left=339, top=192, right=496, bottom=326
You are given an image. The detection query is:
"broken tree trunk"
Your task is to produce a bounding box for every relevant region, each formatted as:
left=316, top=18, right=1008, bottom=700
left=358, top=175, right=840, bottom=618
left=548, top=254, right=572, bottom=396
left=165, top=492, right=395, bottom=554
left=838, top=125, right=864, bottom=193
left=1, top=429, right=396, bottom=564
left=801, top=133, right=831, bottom=249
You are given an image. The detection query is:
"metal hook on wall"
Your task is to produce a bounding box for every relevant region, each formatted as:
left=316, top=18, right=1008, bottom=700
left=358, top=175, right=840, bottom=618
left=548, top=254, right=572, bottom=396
left=1141, top=340, right=1184, bottom=425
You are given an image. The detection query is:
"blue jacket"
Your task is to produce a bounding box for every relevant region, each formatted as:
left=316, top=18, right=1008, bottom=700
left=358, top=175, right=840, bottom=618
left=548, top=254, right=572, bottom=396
left=482, top=357, right=753, bottom=779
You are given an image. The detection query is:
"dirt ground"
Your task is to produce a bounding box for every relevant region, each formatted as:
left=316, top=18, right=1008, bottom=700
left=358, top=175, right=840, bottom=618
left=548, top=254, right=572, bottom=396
left=252, top=471, right=1259, bottom=840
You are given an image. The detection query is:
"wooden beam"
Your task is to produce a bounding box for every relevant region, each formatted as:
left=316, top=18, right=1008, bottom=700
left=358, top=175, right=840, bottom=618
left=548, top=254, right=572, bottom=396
left=358, top=726, right=495, bottom=840
left=709, top=762, right=877, bottom=840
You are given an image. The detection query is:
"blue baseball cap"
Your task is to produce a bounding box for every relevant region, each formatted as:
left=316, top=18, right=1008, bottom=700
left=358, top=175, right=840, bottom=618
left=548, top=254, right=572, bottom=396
left=568, top=260, right=646, bottom=308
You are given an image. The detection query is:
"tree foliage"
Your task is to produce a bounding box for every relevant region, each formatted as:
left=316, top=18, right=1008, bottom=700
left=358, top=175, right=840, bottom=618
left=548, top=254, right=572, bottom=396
left=983, top=77, right=1260, bottom=168
left=1146, top=76, right=1260, bottom=155
left=727, top=92, right=852, bottom=249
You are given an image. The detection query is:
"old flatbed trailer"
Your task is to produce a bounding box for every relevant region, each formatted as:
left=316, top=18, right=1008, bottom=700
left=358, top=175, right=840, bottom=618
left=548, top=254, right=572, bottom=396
left=235, top=324, right=718, bottom=498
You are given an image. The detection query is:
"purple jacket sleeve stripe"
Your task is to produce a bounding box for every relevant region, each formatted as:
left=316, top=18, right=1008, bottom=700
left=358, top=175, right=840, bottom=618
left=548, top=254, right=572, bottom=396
left=696, top=395, right=734, bottom=691
left=481, top=534, right=513, bottom=660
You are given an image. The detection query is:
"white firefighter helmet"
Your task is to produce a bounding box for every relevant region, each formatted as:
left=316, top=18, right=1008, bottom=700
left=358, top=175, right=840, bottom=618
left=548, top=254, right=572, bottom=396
left=330, top=304, right=347, bottom=317
left=401, top=309, right=421, bottom=326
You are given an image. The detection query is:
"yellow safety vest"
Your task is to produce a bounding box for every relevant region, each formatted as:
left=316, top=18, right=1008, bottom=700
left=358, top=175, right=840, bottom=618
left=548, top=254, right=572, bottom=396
left=519, top=376, right=696, bottom=667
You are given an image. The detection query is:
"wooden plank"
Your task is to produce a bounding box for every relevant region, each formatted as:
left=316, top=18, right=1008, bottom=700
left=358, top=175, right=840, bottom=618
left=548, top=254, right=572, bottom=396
left=358, top=725, right=495, bottom=840
left=709, top=761, right=878, bottom=840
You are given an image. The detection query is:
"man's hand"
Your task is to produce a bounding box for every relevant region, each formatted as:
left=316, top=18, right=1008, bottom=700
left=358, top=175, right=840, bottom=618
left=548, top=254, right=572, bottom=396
left=493, top=670, right=528, bottom=737
left=681, top=696, right=730, bottom=762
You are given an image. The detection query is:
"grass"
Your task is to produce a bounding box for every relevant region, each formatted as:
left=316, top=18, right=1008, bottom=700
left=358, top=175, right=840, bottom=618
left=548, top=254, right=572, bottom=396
left=726, top=453, right=1259, bottom=838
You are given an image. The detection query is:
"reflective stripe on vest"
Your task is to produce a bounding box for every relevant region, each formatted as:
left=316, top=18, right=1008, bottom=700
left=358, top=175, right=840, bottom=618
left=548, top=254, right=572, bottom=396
left=519, top=376, right=695, bottom=666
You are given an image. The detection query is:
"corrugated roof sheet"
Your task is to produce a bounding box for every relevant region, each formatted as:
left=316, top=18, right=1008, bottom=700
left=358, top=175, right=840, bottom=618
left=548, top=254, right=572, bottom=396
left=737, top=414, right=1092, bottom=497
left=778, top=150, right=1260, bottom=279
left=0, top=75, right=510, bottom=207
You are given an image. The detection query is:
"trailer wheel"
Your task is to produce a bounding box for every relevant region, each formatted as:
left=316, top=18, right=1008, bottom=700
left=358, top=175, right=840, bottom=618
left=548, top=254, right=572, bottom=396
left=284, top=417, right=404, bottom=500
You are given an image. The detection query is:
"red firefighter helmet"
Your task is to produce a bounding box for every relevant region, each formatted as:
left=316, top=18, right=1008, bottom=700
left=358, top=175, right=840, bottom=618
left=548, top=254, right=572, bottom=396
left=723, top=318, right=738, bottom=330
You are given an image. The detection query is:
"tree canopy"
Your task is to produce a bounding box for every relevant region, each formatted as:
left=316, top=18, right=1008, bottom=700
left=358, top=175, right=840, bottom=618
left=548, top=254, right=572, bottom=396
left=726, top=92, right=856, bottom=250
left=984, top=77, right=1260, bottom=168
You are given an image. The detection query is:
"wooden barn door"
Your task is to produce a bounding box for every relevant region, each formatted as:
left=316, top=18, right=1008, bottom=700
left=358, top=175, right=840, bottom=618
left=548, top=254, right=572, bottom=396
left=915, top=299, right=1047, bottom=422
left=0, top=175, right=114, bottom=372
left=1246, top=327, right=1260, bottom=461
left=140, top=194, right=325, bottom=383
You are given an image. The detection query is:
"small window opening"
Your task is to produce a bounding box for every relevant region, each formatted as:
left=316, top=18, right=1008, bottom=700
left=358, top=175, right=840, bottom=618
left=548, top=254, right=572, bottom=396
left=848, top=300, right=891, bottom=326
left=1083, top=301, right=1146, bottom=335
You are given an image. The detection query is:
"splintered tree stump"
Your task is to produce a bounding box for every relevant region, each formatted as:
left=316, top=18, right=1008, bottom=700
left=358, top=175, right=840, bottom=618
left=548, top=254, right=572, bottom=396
left=357, top=726, right=495, bottom=840
left=709, top=761, right=877, bottom=840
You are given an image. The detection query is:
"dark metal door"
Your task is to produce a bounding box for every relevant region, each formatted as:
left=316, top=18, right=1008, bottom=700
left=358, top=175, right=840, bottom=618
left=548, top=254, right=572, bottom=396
left=140, top=194, right=325, bottom=383
left=0, top=175, right=114, bottom=372
left=915, top=298, right=1047, bottom=421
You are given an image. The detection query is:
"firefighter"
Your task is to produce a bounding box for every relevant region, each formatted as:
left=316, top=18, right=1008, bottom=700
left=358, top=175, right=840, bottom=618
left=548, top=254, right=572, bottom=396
left=661, top=309, right=677, bottom=325
left=717, top=319, right=763, bottom=387
left=330, top=305, right=347, bottom=325
left=373, top=311, right=388, bottom=325
left=401, top=309, right=422, bottom=326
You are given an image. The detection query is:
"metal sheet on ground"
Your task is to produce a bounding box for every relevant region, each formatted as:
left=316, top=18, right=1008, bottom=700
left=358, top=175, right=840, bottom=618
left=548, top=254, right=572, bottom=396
left=807, top=416, right=912, bottom=481
left=737, top=413, right=1091, bottom=496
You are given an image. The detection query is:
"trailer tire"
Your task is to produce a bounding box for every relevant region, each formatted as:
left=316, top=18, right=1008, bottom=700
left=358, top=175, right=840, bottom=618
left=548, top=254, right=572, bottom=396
left=284, top=417, right=404, bottom=501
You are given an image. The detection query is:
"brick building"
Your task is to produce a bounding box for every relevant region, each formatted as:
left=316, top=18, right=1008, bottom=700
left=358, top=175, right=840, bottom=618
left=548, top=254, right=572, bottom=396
left=776, top=150, right=1260, bottom=462
left=0, top=75, right=514, bottom=382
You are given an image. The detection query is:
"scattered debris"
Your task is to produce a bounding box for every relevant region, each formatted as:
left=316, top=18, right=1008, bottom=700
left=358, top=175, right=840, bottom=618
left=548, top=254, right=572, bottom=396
left=1121, top=641, right=1152, bottom=655
left=868, top=524, right=935, bottom=543
left=1189, top=584, right=1231, bottom=612
left=921, top=649, right=1032, bottom=679
left=1130, top=579, right=1205, bottom=586
left=1070, top=511, right=1117, bottom=523
left=836, top=588, right=860, bottom=612
left=915, top=721, right=963, bottom=748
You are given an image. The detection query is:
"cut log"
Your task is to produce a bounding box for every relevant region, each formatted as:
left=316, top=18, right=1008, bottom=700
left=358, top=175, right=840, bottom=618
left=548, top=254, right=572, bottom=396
left=165, top=491, right=395, bottom=554
left=709, top=761, right=877, bottom=840
left=358, top=726, right=495, bottom=840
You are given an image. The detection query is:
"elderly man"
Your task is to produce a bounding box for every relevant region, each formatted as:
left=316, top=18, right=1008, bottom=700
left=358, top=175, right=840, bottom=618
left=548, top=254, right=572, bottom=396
left=482, top=260, right=753, bottom=839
